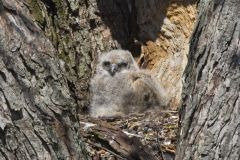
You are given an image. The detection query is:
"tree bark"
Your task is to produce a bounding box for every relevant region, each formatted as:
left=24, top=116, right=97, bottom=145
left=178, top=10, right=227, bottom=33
left=0, top=0, right=89, bottom=159
left=176, top=0, right=240, bottom=159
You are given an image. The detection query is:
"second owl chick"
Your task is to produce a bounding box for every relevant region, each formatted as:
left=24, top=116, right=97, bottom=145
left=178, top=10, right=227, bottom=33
left=125, top=71, right=169, bottom=112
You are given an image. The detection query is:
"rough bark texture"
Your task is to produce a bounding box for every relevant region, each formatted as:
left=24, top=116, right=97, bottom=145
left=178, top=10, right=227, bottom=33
left=0, top=0, right=87, bottom=159
left=176, top=0, right=240, bottom=159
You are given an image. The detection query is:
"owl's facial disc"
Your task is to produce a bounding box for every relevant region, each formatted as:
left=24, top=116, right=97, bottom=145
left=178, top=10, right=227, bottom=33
left=102, top=59, right=129, bottom=76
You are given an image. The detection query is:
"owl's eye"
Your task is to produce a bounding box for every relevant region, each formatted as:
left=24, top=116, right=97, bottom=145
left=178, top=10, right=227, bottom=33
left=103, top=61, right=110, bottom=67
left=119, top=62, right=128, bottom=68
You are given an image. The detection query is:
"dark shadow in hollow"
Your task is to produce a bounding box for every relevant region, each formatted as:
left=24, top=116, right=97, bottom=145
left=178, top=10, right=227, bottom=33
left=96, top=0, right=140, bottom=57
left=96, top=0, right=196, bottom=57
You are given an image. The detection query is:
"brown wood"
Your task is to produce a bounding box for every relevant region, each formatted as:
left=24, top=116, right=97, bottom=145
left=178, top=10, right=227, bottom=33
left=81, top=118, right=157, bottom=160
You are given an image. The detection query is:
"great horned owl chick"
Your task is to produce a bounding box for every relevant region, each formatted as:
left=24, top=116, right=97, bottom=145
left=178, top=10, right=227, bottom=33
left=89, top=49, right=169, bottom=117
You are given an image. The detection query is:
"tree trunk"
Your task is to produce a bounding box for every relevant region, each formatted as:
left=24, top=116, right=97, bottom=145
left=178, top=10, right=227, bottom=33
left=176, top=0, right=240, bottom=159
left=0, top=0, right=89, bottom=159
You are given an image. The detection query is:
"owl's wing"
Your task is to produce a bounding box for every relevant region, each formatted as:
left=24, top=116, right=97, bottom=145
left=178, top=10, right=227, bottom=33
left=129, top=71, right=169, bottom=108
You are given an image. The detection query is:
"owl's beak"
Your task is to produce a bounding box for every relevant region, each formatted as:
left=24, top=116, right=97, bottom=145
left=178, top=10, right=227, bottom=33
left=110, top=64, right=118, bottom=76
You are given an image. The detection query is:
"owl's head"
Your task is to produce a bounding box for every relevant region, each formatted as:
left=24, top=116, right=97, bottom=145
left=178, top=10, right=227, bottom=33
left=97, top=50, right=139, bottom=76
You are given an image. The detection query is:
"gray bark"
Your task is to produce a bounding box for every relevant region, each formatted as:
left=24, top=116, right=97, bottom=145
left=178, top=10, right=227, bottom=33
left=0, top=0, right=88, bottom=159
left=176, top=0, right=240, bottom=159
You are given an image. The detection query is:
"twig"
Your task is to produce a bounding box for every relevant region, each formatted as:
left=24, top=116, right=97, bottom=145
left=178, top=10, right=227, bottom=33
left=123, top=130, right=142, bottom=138
left=80, top=121, right=96, bottom=130
left=87, top=141, right=126, bottom=160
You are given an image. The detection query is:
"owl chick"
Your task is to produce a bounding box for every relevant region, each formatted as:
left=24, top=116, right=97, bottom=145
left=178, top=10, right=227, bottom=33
left=89, top=49, right=169, bottom=117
